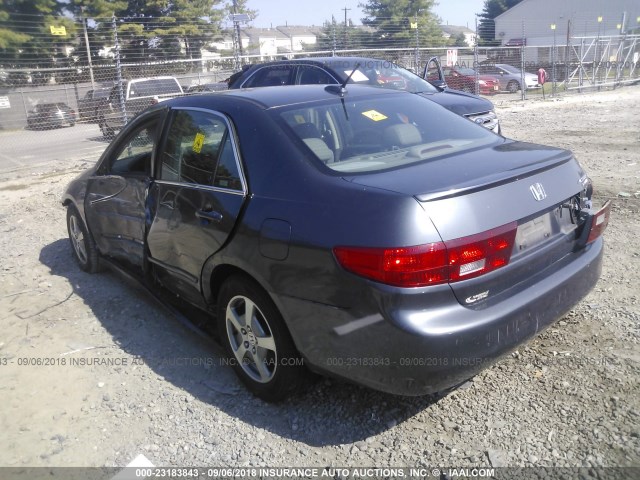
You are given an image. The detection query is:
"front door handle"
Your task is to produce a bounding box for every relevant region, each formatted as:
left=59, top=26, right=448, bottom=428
left=195, top=209, right=223, bottom=224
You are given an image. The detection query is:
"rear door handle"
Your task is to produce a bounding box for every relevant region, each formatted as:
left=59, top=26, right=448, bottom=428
left=195, top=209, right=223, bottom=223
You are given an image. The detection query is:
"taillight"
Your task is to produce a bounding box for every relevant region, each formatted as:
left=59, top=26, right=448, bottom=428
left=586, top=201, right=611, bottom=244
left=446, top=222, right=517, bottom=281
left=333, top=221, right=518, bottom=288
left=334, top=243, right=448, bottom=287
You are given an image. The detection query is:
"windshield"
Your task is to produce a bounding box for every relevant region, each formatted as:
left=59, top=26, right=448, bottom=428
left=319, top=59, right=438, bottom=94
left=275, top=92, right=498, bottom=174
left=456, top=68, right=477, bottom=76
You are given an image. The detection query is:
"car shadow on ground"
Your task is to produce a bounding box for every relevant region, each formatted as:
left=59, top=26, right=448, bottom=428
left=40, top=238, right=443, bottom=447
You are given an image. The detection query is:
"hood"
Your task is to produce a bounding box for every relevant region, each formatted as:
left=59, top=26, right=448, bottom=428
left=420, top=89, right=495, bottom=116
left=342, top=140, right=573, bottom=202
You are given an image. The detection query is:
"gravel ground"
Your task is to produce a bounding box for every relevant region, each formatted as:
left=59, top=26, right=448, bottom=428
left=0, top=86, right=638, bottom=471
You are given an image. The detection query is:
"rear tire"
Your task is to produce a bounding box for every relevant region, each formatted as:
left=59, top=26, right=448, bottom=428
left=217, top=275, right=306, bottom=402
left=66, top=205, right=101, bottom=273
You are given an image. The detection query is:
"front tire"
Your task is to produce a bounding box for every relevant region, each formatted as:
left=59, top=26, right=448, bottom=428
left=99, top=120, right=114, bottom=139
left=507, top=80, right=520, bottom=93
left=217, top=275, right=306, bottom=402
left=67, top=205, right=101, bottom=273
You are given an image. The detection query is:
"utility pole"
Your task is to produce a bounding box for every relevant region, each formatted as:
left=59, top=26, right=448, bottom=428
left=332, top=15, right=337, bottom=56
left=81, top=7, right=95, bottom=90
left=342, top=7, right=351, bottom=50
left=233, top=0, right=244, bottom=57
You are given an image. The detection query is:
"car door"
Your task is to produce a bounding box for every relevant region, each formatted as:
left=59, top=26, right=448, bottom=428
left=146, top=108, right=247, bottom=303
left=423, top=56, right=446, bottom=88
left=84, top=111, right=164, bottom=267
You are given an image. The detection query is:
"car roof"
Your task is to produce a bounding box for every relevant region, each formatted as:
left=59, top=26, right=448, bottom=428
left=166, top=83, right=405, bottom=110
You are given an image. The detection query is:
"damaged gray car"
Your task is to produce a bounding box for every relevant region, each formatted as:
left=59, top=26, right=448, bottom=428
left=63, top=84, right=610, bottom=401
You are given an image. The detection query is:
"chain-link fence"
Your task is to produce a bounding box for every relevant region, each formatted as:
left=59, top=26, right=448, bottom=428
left=1, top=12, right=639, bottom=171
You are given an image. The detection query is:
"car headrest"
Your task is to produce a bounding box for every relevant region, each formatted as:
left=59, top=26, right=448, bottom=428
left=303, top=138, right=334, bottom=164
left=383, top=123, right=422, bottom=147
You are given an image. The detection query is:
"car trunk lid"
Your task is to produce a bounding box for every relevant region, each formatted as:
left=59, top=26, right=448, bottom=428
left=342, top=141, right=599, bottom=307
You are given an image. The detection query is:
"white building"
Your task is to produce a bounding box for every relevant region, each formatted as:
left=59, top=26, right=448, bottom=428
left=440, top=25, right=476, bottom=47
left=276, top=26, right=318, bottom=52
left=243, top=28, right=290, bottom=57
left=495, top=0, right=640, bottom=47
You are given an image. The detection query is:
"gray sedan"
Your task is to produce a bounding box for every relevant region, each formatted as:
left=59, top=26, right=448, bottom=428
left=63, top=84, right=609, bottom=401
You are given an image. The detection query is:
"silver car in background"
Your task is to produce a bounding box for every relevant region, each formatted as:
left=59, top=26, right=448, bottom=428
left=478, top=63, right=540, bottom=93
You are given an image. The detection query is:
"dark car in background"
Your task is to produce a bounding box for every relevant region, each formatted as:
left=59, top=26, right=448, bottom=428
left=26, top=102, right=76, bottom=129
left=228, top=57, right=501, bottom=133
left=63, top=85, right=609, bottom=401
left=78, top=87, right=111, bottom=122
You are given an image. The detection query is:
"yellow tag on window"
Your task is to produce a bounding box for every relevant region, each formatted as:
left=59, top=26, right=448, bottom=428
left=193, top=132, right=205, bottom=153
left=361, top=110, right=388, bottom=121
left=294, top=115, right=307, bottom=124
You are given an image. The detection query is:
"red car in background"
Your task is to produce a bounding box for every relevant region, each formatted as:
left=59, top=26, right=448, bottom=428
left=441, top=66, right=500, bottom=95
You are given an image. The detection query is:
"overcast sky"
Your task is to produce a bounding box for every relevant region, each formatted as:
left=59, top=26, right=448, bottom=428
left=244, top=0, right=486, bottom=30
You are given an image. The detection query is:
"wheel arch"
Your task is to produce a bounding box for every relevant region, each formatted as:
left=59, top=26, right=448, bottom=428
left=202, top=261, right=294, bottom=339
left=203, top=262, right=275, bottom=310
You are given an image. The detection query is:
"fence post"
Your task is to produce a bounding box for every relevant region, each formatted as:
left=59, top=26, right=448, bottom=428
left=474, top=15, right=479, bottom=96
left=521, top=21, right=526, bottom=101
left=112, top=15, right=127, bottom=126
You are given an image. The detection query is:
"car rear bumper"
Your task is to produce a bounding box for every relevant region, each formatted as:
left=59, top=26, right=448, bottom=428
left=280, top=237, right=603, bottom=396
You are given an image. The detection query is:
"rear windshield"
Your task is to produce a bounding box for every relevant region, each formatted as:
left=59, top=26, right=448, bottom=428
left=128, top=78, right=182, bottom=98
left=275, top=91, right=498, bottom=174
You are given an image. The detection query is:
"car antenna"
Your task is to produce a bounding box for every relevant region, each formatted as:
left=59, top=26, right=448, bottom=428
left=325, top=62, right=361, bottom=97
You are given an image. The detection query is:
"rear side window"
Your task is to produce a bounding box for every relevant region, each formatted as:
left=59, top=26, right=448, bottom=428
left=297, top=66, right=336, bottom=85
left=160, top=109, right=243, bottom=191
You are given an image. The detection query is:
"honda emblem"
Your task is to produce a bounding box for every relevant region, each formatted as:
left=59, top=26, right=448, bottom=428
left=529, top=182, right=547, bottom=201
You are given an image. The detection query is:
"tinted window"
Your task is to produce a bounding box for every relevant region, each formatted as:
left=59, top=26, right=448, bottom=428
left=160, top=110, right=242, bottom=190
left=243, top=66, right=292, bottom=88
left=297, top=66, right=336, bottom=85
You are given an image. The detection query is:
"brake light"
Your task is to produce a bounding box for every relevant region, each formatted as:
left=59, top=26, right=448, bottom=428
left=586, top=201, right=611, bottom=244
left=334, top=221, right=517, bottom=288
left=334, top=243, right=448, bottom=287
left=446, top=222, right=517, bottom=281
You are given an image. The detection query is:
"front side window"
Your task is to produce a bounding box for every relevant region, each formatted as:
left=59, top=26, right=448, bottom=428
left=110, top=119, right=159, bottom=175
left=160, top=109, right=242, bottom=191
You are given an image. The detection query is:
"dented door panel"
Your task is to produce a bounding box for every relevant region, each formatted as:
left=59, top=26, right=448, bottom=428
left=85, top=174, right=149, bottom=266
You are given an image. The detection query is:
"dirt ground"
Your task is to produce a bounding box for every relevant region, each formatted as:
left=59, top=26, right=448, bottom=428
left=0, top=86, right=638, bottom=471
